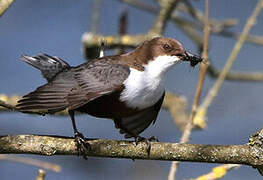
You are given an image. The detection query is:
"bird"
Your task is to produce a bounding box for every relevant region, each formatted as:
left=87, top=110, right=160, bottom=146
left=16, top=37, right=203, bottom=158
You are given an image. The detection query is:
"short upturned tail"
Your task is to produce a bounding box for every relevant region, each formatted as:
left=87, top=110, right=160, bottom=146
left=20, top=54, right=70, bottom=82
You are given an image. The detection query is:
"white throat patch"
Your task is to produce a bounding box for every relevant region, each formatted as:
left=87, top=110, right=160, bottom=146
left=120, top=55, right=181, bottom=109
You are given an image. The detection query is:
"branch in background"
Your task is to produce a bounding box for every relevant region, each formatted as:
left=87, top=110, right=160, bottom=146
left=199, top=0, right=263, bottom=113
left=0, top=99, right=17, bottom=112
left=120, top=0, right=263, bottom=47
left=0, top=0, right=14, bottom=17
left=207, top=64, right=263, bottom=81
left=84, top=0, right=103, bottom=60
left=35, top=169, right=46, bottom=180
left=119, top=0, right=203, bottom=46
left=82, top=33, right=150, bottom=54
left=149, top=0, right=180, bottom=35
left=168, top=0, right=211, bottom=179
left=83, top=0, right=181, bottom=54
left=90, top=0, right=102, bottom=33
left=215, top=30, right=263, bottom=46
left=162, top=92, right=189, bottom=131
left=119, top=0, right=238, bottom=31
left=0, top=154, right=61, bottom=172
left=190, top=2, right=263, bottom=178
left=0, top=134, right=263, bottom=168
left=193, top=164, right=240, bottom=180
left=118, top=7, right=128, bottom=54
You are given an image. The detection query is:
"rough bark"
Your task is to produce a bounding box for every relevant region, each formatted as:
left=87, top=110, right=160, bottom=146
left=0, top=135, right=262, bottom=168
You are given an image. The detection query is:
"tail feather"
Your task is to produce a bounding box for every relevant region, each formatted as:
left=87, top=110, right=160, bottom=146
left=20, top=54, right=70, bottom=82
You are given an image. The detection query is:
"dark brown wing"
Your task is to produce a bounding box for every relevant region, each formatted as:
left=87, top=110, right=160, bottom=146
left=114, top=92, right=165, bottom=138
left=16, top=58, right=130, bottom=114
left=68, top=60, right=130, bottom=109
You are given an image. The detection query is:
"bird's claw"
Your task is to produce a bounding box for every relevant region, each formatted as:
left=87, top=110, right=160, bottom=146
left=134, top=136, right=159, bottom=155
left=148, top=136, right=159, bottom=142
left=74, top=132, right=90, bottom=160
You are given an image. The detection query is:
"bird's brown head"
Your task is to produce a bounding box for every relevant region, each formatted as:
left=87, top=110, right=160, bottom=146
left=133, top=37, right=203, bottom=67
left=144, top=37, right=185, bottom=58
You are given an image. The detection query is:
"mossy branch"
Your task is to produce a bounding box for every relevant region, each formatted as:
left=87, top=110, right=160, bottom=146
left=0, top=134, right=263, bottom=169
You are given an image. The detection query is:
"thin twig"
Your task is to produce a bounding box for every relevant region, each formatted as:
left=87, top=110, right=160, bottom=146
left=192, top=164, right=240, bottom=180
left=120, top=0, right=263, bottom=47
left=149, top=0, right=180, bottom=35
left=118, top=7, right=128, bottom=54
left=0, top=155, right=61, bottom=172
left=0, top=0, right=14, bottom=17
left=35, top=169, right=46, bottom=180
left=0, top=99, right=17, bottom=111
left=207, top=64, right=263, bottom=81
left=215, top=30, right=263, bottom=46
left=199, top=0, right=263, bottom=111
left=162, top=92, right=189, bottom=131
left=90, top=0, right=102, bottom=33
left=168, top=0, right=210, bottom=179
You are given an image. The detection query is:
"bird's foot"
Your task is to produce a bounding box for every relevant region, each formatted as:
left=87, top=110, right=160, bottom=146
left=134, top=136, right=159, bottom=155
left=74, top=132, right=90, bottom=160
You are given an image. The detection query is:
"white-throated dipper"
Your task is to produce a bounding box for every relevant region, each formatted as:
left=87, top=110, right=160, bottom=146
left=16, top=37, right=203, bottom=158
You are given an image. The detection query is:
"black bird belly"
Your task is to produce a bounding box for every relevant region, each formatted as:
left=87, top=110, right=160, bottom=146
left=76, top=91, right=138, bottom=119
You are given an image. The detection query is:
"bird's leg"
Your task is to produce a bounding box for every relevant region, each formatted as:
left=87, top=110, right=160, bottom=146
left=114, top=119, right=158, bottom=155
left=69, top=110, right=89, bottom=159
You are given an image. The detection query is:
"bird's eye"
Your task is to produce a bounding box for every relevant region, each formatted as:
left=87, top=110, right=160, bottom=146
left=163, top=44, right=172, bottom=51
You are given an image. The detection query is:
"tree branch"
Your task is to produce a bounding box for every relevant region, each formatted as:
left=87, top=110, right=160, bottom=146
left=149, top=0, right=180, bottom=35
left=0, top=154, right=61, bottom=172
left=120, top=0, right=263, bottom=47
left=35, top=169, right=46, bottom=180
left=0, top=0, right=14, bottom=17
left=0, top=134, right=263, bottom=168
left=192, top=164, right=240, bottom=180
left=207, top=64, right=263, bottom=82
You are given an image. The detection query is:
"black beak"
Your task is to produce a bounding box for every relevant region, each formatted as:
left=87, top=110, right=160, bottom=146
left=181, top=51, right=203, bottom=67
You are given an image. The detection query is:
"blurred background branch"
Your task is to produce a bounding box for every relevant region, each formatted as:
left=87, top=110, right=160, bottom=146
left=198, top=0, right=263, bottom=114
left=35, top=169, right=46, bottom=180
left=0, top=0, right=14, bottom=17
left=207, top=64, right=263, bottom=81
left=192, top=164, right=240, bottom=180
left=0, top=154, right=61, bottom=172
left=168, top=0, right=211, bottom=179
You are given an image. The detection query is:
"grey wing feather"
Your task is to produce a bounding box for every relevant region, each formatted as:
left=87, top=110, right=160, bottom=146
left=74, top=60, right=129, bottom=92
left=16, top=58, right=130, bottom=114
left=115, top=92, right=165, bottom=138
left=67, top=60, right=130, bottom=109
left=16, top=70, right=76, bottom=113
left=20, top=54, right=70, bottom=82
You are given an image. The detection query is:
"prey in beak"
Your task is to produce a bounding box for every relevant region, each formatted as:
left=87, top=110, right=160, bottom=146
left=181, top=51, right=203, bottom=67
